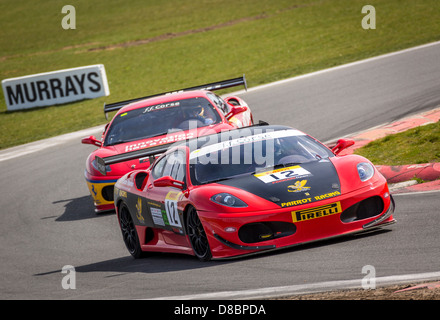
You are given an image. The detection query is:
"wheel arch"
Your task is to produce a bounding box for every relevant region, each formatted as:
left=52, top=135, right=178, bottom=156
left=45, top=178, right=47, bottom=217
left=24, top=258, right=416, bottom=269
left=182, top=203, right=194, bottom=235
left=115, top=198, right=125, bottom=219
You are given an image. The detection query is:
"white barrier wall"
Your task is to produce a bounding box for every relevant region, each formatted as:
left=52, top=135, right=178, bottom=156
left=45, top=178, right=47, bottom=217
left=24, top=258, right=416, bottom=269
left=2, top=64, right=110, bottom=111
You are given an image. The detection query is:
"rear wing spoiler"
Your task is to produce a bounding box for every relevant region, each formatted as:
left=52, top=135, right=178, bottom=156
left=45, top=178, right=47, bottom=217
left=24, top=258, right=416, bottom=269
left=95, top=142, right=175, bottom=176
left=94, top=120, right=270, bottom=176
left=103, top=75, right=247, bottom=119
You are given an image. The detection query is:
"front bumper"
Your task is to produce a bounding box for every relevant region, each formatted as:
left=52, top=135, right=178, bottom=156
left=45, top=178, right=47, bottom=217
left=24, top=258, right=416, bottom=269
left=199, top=183, right=395, bottom=259
left=84, top=170, right=118, bottom=212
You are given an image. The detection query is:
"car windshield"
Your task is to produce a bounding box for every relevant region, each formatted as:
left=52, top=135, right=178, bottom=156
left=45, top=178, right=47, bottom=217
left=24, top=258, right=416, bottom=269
left=189, top=129, right=333, bottom=185
left=104, top=97, right=221, bottom=146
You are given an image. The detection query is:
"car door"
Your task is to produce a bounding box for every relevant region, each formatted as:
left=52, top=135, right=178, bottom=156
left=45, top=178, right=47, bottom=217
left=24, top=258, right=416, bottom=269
left=144, top=150, right=188, bottom=245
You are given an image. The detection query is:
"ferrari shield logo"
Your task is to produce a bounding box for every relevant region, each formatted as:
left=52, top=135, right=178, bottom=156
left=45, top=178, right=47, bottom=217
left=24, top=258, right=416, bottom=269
left=287, top=180, right=310, bottom=193
left=135, top=197, right=145, bottom=223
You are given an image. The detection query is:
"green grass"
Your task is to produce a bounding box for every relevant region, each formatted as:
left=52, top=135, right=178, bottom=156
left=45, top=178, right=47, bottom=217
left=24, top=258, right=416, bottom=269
left=355, top=121, right=440, bottom=165
left=1, top=0, right=440, bottom=149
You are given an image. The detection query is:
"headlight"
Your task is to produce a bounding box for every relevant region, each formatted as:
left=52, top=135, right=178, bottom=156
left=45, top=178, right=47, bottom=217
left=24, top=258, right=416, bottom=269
left=210, top=193, right=247, bottom=207
left=357, top=162, right=375, bottom=181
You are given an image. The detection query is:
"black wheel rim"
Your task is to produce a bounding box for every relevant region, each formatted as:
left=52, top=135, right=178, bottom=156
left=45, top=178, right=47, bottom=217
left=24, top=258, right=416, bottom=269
left=119, top=205, right=137, bottom=254
left=187, top=207, right=210, bottom=259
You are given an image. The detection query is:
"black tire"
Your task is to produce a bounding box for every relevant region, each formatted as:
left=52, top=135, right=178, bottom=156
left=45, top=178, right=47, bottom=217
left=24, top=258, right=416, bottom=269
left=119, top=203, right=144, bottom=259
left=186, top=206, right=212, bottom=261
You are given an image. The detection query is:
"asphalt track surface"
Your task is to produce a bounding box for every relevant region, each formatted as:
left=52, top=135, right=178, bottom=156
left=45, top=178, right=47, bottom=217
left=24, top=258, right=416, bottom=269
left=1, top=42, right=440, bottom=300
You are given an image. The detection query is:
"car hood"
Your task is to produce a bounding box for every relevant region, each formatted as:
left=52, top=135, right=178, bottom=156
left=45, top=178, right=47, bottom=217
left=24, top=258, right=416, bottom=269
left=215, top=159, right=341, bottom=208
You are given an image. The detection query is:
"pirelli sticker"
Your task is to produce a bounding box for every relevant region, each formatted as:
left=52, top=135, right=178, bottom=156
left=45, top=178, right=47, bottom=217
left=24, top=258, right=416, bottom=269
left=291, top=202, right=342, bottom=223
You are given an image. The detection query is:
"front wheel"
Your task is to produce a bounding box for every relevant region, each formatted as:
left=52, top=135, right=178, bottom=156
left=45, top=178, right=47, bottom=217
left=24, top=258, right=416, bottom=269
left=186, top=206, right=212, bottom=261
left=119, top=203, right=144, bottom=259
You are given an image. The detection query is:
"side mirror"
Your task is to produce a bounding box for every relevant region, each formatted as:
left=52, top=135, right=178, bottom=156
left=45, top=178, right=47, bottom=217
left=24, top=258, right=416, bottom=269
left=153, top=176, right=184, bottom=189
left=225, top=105, right=248, bottom=120
left=81, top=135, right=102, bottom=147
left=331, top=138, right=355, bottom=155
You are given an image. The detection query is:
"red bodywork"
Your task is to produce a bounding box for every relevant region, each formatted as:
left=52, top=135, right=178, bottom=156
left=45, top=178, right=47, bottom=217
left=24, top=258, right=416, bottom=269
left=113, top=126, right=395, bottom=260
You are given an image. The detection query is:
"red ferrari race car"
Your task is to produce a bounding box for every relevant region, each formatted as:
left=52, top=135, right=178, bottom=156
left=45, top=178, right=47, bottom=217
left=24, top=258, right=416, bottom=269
left=82, top=76, right=253, bottom=212
left=108, top=124, right=396, bottom=260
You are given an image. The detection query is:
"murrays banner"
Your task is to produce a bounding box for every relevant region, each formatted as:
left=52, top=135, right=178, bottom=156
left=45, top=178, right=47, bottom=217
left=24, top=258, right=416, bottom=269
left=2, top=64, right=110, bottom=111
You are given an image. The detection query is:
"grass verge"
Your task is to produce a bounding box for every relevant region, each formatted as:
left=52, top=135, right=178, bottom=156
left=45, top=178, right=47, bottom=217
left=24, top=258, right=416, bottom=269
left=355, top=121, right=440, bottom=165
left=1, top=0, right=440, bottom=149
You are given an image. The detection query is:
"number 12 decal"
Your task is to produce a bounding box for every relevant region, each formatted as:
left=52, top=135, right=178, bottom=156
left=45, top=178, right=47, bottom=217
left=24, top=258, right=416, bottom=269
left=165, top=191, right=182, bottom=228
left=254, top=165, right=312, bottom=184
